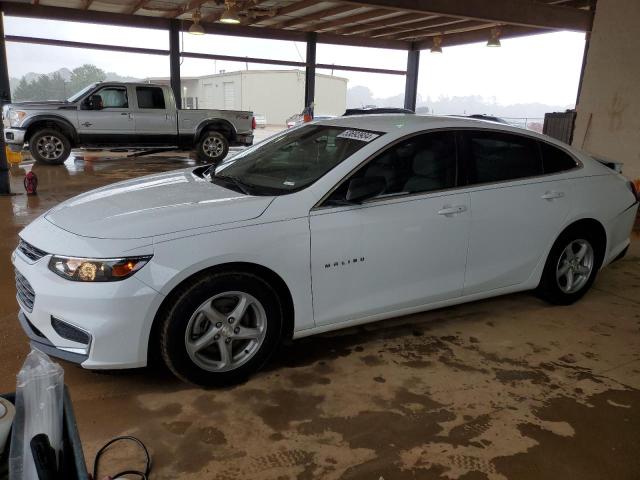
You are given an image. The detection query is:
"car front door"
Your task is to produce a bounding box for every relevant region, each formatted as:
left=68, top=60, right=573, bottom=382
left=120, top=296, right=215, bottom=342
left=133, top=86, right=177, bottom=145
left=309, top=130, right=470, bottom=327
left=460, top=129, right=571, bottom=295
left=77, top=85, right=134, bottom=145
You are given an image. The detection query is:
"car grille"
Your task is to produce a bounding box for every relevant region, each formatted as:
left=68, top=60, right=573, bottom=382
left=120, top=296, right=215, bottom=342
left=18, top=240, right=48, bottom=262
left=15, top=270, right=36, bottom=313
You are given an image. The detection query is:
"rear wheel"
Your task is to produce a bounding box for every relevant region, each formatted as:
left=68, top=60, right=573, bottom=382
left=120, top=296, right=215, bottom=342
left=159, top=271, right=283, bottom=386
left=537, top=228, right=603, bottom=305
left=195, top=131, right=229, bottom=164
left=29, top=129, right=71, bottom=165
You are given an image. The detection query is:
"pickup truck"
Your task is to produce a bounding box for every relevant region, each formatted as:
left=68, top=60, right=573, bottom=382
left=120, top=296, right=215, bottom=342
left=2, top=82, right=255, bottom=165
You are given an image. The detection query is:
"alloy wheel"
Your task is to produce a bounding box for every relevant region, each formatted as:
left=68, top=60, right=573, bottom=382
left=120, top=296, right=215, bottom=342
left=36, top=135, right=64, bottom=161
left=556, top=239, right=594, bottom=294
left=184, top=291, right=267, bottom=372
left=202, top=136, right=224, bottom=158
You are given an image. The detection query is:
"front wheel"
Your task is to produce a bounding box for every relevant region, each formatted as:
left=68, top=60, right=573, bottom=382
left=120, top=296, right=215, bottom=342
left=29, top=129, right=71, bottom=165
left=195, top=131, right=229, bottom=164
left=537, top=229, right=602, bottom=305
left=159, top=271, right=283, bottom=386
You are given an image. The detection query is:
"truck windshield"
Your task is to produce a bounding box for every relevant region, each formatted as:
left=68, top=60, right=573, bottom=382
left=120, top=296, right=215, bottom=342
left=212, top=125, right=382, bottom=195
left=67, top=83, right=97, bottom=103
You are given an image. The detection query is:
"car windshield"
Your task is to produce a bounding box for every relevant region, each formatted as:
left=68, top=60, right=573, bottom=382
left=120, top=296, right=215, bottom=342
left=211, top=125, right=382, bottom=195
left=67, top=83, right=97, bottom=102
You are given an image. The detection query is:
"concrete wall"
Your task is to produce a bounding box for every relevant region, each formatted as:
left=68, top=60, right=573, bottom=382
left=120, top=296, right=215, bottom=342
left=573, top=0, right=640, bottom=181
left=178, top=70, right=348, bottom=125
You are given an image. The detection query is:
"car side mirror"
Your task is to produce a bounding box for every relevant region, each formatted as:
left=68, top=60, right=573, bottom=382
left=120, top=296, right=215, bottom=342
left=88, top=94, right=103, bottom=110
left=345, top=176, right=386, bottom=203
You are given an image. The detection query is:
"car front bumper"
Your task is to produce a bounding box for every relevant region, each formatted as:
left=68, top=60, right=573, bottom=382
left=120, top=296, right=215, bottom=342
left=4, top=127, right=26, bottom=146
left=12, top=248, right=162, bottom=369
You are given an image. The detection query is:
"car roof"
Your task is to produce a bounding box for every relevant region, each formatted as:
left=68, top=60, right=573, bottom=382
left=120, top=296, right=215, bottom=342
left=314, top=114, right=509, bottom=133
left=312, top=113, right=571, bottom=149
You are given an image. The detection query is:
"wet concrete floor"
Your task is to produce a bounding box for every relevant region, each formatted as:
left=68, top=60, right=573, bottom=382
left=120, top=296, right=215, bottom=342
left=1, top=153, right=639, bottom=479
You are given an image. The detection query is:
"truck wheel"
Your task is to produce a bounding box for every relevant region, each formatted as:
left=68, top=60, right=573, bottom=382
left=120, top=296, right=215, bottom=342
left=159, top=271, right=283, bottom=386
left=29, top=129, right=71, bottom=165
left=196, top=131, right=229, bottom=164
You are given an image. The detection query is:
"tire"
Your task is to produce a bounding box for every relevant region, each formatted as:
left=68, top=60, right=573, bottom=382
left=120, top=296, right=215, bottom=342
left=195, top=131, right=229, bottom=164
left=159, top=271, right=283, bottom=386
left=29, top=129, right=71, bottom=165
left=537, top=227, right=603, bottom=305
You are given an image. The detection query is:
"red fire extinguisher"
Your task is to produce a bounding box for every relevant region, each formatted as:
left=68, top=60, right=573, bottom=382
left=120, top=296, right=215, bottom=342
left=24, top=171, right=38, bottom=195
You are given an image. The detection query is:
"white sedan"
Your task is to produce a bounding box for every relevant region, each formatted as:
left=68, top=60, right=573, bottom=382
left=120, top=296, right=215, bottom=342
left=12, top=115, right=638, bottom=386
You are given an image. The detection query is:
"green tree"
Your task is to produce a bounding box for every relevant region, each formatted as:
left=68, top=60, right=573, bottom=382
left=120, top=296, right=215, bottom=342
left=68, top=64, right=106, bottom=95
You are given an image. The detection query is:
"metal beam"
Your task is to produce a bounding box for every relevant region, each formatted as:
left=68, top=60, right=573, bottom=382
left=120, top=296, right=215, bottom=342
left=1, top=3, right=171, bottom=30
left=337, top=13, right=436, bottom=36
left=4, top=35, right=169, bottom=56
left=337, top=0, right=593, bottom=31
left=404, top=46, right=419, bottom=111
left=370, top=17, right=469, bottom=39
left=0, top=13, right=11, bottom=194
left=311, top=9, right=401, bottom=32
left=260, top=0, right=321, bottom=25
left=305, top=32, right=316, bottom=112
left=126, top=0, right=148, bottom=15
left=271, top=5, right=360, bottom=30
left=169, top=19, right=181, bottom=109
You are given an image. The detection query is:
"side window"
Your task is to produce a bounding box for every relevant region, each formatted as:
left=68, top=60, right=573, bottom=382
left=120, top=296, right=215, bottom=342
left=136, top=87, right=166, bottom=109
left=540, top=141, right=578, bottom=174
left=464, top=131, right=542, bottom=184
left=95, top=87, right=128, bottom=108
left=328, top=131, right=457, bottom=202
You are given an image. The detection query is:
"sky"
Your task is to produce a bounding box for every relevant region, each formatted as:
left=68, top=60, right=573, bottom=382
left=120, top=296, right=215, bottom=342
left=4, top=15, right=586, bottom=107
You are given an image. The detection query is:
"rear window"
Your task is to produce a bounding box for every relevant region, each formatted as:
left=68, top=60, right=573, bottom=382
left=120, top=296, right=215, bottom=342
left=136, top=87, right=165, bottom=109
left=465, top=131, right=542, bottom=184
left=540, top=142, right=578, bottom=174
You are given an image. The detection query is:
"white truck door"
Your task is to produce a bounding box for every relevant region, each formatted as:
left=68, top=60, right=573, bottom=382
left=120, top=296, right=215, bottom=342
left=76, top=85, right=133, bottom=144
left=133, top=85, right=177, bottom=145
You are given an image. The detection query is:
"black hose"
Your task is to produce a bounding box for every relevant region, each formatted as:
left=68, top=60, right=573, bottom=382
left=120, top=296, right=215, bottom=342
left=92, top=435, right=151, bottom=480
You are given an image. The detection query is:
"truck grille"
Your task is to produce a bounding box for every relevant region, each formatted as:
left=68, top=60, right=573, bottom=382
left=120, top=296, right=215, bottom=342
left=15, top=270, right=36, bottom=312
left=18, top=240, right=48, bottom=262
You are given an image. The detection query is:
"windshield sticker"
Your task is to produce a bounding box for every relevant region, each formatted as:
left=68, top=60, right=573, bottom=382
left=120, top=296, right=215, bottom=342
left=283, top=181, right=295, bottom=186
left=337, top=130, right=380, bottom=143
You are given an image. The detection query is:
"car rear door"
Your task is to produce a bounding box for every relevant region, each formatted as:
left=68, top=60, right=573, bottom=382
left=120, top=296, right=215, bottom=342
left=460, top=129, right=571, bottom=295
left=133, top=86, right=178, bottom=145
left=309, top=130, right=470, bottom=327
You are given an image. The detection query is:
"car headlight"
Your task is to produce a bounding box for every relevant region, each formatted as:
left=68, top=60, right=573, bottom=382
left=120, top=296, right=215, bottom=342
left=8, top=110, right=27, bottom=127
left=48, top=255, right=152, bottom=282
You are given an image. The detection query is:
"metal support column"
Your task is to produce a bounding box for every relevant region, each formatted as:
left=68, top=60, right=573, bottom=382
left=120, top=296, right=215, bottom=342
left=404, top=45, right=419, bottom=112
left=0, top=12, right=12, bottom=194
left=304, top=32, right=317, bottom=116
left=169, top=19, right=182, bottom=109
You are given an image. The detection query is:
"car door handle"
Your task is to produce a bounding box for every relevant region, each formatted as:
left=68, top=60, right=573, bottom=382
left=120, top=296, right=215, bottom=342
left=438, top=205, right=467, bottom=216
left=541, top=191, right=565, bottom=200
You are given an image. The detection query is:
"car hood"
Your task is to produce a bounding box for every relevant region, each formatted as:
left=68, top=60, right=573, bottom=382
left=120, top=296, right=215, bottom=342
left=44, top=168, right=275, bottom=239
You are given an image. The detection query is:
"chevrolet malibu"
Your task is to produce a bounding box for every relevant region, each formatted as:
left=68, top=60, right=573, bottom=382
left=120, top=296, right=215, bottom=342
left=12, top=115, right=638, bottom=386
